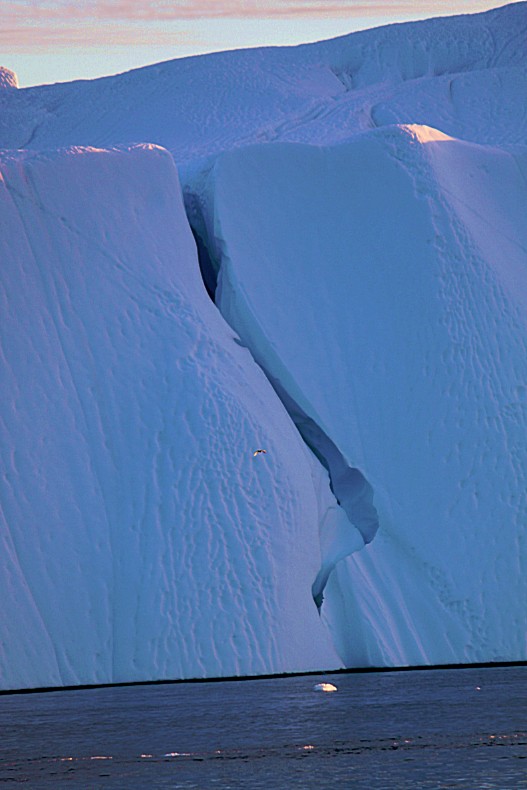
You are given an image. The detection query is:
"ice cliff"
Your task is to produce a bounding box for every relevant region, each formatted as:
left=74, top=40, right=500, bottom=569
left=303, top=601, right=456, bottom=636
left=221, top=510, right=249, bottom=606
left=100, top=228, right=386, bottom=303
left=1, top=2, right=526, bottom=689
left=0, top=145, right=345, bottom=688
left=205, top=127, right=527, bottom=666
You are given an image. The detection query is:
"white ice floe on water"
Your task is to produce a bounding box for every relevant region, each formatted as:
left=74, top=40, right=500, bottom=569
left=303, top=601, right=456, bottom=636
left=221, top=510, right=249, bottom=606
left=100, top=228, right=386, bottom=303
left=0, top=2, right=526, bottom=689
left=313, top=683, right=338, bottom=693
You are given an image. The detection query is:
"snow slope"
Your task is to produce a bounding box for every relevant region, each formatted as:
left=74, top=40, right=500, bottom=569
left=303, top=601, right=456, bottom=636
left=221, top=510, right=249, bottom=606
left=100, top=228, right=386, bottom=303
left=0, top=3, right=525, bottom=158
left=0, top=145, right=342, bottom=689
left=1, top=2, right=526, bottom=688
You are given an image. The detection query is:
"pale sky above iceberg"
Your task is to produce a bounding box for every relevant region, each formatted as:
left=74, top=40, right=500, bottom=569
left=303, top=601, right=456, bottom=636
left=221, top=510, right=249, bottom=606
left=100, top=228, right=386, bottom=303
left=2, top=0, right=521, bottom=87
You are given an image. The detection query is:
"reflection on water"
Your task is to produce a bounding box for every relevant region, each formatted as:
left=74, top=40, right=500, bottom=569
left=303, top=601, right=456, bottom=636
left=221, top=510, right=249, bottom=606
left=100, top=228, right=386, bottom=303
left=1, top=666, right=526, bottom=788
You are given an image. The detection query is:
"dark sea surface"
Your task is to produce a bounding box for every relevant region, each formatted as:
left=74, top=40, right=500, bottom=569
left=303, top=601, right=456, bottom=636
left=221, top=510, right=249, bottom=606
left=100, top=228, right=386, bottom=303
left=1, top=666, right=526, bottom=788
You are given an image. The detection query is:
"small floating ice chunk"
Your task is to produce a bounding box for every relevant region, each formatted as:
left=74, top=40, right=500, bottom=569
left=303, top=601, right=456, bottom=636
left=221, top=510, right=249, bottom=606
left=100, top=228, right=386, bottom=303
left=313, top=682, right=337, bottom=692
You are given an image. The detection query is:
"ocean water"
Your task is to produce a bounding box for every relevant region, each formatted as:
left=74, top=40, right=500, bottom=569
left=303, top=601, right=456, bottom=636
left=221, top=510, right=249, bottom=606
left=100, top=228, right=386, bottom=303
left=1, top=666, right=526, bottom=788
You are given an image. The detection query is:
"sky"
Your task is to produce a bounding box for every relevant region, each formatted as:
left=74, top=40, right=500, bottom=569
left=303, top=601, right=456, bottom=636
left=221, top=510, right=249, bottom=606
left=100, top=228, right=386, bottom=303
left=2, top=0, right=520, bottom=87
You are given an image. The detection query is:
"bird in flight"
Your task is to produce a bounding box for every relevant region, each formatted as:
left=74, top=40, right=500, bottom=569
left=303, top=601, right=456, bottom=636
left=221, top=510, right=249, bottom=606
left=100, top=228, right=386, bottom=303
left=253, top=449, right=267, bottom=457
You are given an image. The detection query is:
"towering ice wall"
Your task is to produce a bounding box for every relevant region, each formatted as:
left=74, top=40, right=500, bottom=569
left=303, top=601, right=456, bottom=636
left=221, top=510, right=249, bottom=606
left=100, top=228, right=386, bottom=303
left=203, top=125, right=527, bottom=666
left=0, top=146, right=342, bottom=689
left=0, top=3, right=526, bottom=688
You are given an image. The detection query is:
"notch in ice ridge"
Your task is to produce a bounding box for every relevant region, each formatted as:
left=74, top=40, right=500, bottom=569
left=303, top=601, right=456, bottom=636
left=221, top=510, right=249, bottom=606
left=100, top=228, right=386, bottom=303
left=191, top=225, right=218, bottom=300
left=183, top=164, right=221, bottom=302
left=274, top=380, right=379, bottom=544
left=259, top=371, right=379, bottom=609
left=293, top=406, right=378, bottom=610
left=182, top=187, right=378, bottom=609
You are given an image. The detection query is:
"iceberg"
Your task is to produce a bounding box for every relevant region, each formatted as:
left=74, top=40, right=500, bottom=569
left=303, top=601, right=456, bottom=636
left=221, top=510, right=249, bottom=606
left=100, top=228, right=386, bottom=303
left=0, top=2, right=526, bottom=688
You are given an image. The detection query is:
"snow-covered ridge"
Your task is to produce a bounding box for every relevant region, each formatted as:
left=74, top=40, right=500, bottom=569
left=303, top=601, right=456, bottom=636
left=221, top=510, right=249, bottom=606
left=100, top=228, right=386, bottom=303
left=0, top=2, right=525, bottom=157
left=1, top=3, right=527, bottom=689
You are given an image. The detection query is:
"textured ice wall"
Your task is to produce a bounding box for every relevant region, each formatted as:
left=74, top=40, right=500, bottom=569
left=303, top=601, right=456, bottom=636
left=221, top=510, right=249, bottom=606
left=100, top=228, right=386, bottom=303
left=0, top=4, right=526, bottom=687
left=0, top=145, right=342, bottom=689
left=203, top=125, right=527, bottom=666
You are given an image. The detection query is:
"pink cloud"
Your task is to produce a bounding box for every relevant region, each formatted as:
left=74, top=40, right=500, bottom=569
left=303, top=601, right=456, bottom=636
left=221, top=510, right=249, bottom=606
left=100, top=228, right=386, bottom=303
left=0, top=24, right=197, bottom=51
left=0, top=1, right=508, bottom=52
left=1, top=0, right=504, bottom=22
